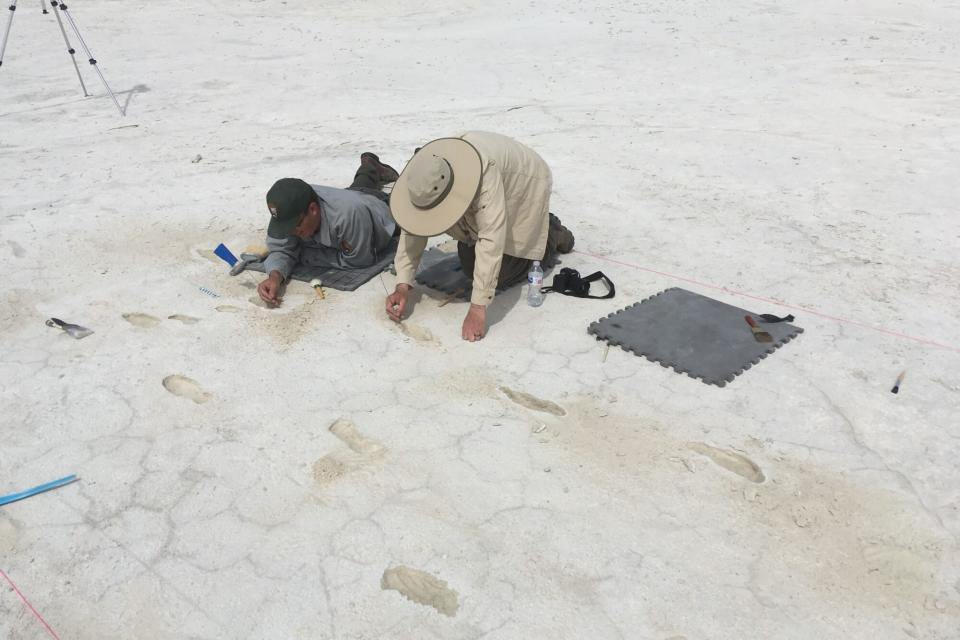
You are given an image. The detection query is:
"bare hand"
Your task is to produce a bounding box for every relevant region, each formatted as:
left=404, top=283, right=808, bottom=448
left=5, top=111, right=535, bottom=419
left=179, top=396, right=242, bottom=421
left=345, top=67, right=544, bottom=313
left=386, top=284, right=411, bottom=322
left=257, top=272, right=283, bottom=306
left=461, top=304, right=487, bottom=341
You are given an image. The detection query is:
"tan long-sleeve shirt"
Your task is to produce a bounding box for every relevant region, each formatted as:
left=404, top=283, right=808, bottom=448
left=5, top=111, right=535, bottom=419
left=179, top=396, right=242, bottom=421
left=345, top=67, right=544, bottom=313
left=394, top=131, right=553, bottom=305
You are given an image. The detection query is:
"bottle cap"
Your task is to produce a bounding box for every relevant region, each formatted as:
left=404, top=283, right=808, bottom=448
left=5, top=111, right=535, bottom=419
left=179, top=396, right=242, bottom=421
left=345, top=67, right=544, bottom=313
left=533, top=260, right=540, bottom=266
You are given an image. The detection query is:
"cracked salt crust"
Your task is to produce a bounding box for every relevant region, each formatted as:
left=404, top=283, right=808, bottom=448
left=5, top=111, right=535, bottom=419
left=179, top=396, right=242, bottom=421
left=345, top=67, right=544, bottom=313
left=2, top=0, right=959, bottom=638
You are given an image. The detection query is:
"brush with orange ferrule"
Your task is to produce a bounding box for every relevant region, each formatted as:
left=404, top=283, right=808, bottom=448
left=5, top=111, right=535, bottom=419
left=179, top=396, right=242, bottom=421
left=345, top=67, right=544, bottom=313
left=744, top=315, right=774, bottom=343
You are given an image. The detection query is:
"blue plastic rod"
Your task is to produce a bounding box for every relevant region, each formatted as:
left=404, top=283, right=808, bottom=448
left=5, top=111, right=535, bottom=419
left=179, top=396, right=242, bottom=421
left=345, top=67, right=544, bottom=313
left=0, top=475, right=78, bottom=507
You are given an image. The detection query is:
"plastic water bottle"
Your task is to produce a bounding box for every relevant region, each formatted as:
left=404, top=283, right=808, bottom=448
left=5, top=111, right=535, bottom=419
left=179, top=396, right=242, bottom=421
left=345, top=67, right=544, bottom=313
left=527, top=261, right=544, bottom=307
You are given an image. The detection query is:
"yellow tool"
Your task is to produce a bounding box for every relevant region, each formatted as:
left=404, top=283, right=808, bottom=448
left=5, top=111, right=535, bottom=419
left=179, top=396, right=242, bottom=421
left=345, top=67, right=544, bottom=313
left=438, top=288, right=465, bottom=307
left=243, top=245, right=269, bottom=258
left=310, top=278, right=325, bottom=300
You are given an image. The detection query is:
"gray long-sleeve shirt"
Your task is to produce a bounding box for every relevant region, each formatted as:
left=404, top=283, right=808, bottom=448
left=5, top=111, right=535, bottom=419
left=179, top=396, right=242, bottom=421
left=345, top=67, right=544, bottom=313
left=263, top=185, right=396, bottom=280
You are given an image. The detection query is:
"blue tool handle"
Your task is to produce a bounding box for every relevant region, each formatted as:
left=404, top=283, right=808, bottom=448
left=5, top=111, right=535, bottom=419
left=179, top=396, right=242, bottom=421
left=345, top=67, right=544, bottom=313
left=0, top=475, right=78, bottom=507
left=214, top=243, right=239, bottom=267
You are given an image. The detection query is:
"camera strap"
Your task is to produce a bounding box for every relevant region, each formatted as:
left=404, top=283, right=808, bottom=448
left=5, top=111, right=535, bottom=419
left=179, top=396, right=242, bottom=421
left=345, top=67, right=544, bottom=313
left=542, top=268, right=615, bottom=299
left=757, top=313, right=795, bottom=323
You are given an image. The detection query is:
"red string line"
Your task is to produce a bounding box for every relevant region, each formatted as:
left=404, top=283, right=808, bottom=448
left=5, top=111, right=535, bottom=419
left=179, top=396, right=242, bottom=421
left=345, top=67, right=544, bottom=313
left=0, top=568, right=61, bottom=640
left=572, top=249, right=960, bottom=354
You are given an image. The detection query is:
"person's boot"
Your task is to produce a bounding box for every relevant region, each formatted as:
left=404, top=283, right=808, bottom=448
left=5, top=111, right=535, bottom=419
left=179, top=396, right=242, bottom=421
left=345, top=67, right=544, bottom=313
left=550, top=213, right=575, bottom=253
left=360, top=152, right=400, bottom=184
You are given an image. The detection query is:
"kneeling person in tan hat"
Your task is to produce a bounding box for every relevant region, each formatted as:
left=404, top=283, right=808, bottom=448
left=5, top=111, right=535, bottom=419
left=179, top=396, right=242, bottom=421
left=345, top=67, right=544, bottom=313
left=386, top=131, right=574, bottom=341
left=258, top=153, right=400, bottom=306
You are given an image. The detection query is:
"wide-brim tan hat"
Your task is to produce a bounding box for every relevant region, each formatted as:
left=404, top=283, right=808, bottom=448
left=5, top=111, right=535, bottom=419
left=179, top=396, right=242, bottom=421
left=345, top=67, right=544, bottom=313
left=390, top=137, right=482, bottom=237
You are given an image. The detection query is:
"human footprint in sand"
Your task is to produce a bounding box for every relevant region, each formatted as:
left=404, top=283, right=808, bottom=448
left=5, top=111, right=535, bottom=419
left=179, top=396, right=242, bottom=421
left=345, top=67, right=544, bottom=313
left=257, top=153, right=400, bottom=306
left=385, top=131, right=574, bottom=341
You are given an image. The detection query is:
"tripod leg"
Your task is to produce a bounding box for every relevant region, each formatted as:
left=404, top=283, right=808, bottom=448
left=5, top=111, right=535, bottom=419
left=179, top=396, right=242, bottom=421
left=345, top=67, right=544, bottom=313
left=49, top=0, right=88, bottom=96
left=53, top=1, right=123, bottom=115
left=40, top=0, right=46, bottom=13
left=0, top=0, right=18, bottom=68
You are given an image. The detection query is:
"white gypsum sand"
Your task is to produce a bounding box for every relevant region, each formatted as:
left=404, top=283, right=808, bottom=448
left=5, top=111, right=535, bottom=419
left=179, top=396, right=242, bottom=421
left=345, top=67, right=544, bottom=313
left=1, top=0, right=958, bottom=638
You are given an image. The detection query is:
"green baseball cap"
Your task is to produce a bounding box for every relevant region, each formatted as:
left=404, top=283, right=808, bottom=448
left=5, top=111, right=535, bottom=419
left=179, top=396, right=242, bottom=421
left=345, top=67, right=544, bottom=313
left=266, top=178, right=314, bottom=238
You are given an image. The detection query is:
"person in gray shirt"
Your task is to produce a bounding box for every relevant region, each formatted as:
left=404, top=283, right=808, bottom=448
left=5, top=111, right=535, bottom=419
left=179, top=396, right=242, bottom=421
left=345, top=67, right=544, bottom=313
left=258, top=153, right=399, bottom=306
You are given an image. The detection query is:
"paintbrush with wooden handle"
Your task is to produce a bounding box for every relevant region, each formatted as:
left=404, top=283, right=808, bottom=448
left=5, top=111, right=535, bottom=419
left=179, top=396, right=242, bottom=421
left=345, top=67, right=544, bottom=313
left=744, top=315, right=773, bottom=343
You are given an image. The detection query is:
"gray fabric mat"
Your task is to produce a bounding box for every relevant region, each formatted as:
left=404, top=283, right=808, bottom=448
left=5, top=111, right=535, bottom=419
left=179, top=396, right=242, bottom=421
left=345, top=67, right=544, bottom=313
left=239, top=238, right=397, bottom=292
left=414, top=249, right=473, bottom=297
left=588, top=287, right=803, bottom=387
left=414, top=247, right=555, bottom=298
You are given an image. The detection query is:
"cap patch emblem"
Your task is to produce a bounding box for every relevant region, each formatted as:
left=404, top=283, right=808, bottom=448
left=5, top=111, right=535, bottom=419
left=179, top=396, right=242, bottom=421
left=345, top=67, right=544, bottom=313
left=268, top=203, right=279, bottom=217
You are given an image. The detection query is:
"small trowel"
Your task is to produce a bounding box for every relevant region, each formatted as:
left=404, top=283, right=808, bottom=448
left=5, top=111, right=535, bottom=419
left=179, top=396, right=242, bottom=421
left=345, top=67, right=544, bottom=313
left=46, top=317, right=94, bottom=340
